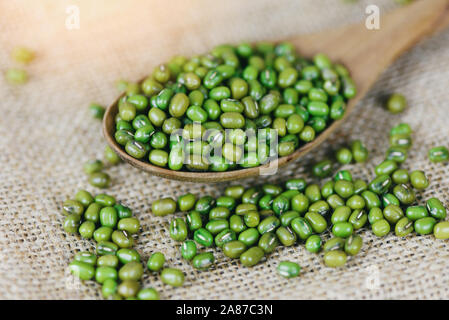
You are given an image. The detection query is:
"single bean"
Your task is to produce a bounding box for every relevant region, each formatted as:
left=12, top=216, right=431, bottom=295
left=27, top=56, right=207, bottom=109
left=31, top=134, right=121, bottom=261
left=406, top=205, right=428, bottom=221
left=240, top=247, right=264, bottom=267
left=386, top=93, right=407, bottom=114
left=192, top=252, right=215, bottom=270
left=277, top=261, right=301, bottom=278
left=102, top=279, right=118, bottom=298
left=361, top=191, right=381, bottom=210
left=84, top=203, right=101, bottom=223
left=305, top=235, right=322, bottom=253
left=147, top=252, right=165, bottom=272
left=429, top=146, right=449, bottom=163
left=194, top=228, right=214, bottom=247
left=393, top=184, right=416, bottom=205
left=74, top=190, right=94, bottom=208
left=375, top=160, right=398, bottom=176
left=69, top=260, right=95, bottom=280
left=223, top=240, right=247, bottom=259
left=332, top=222, right=353, bottom=238
left=63, top=214, right=81, bottom=234
left=74, top=252, right=97, bottom=266
left=327, top=194, right=345, bottom=210
left=137, top=288, right=160, bottom=300
left=323, top=237, right=345, bottom=252
left=62, top=199, right=84, bottom=216
left=426, top=198, right=447, bottom=220
left=206, top=219, right=229, bottom=235
left=410, top=170, right=429, bottom=190
left=334, top=180, right=354, bottom=199
left=258, top=232, right=279, bottom=254
left=369, top=175, right=392, bottom=195
left=99, top=207, right=118, bottom=228
left=383, top=205, right=404, bottom=224
left=414, top=217, right=437, bottom=235
left=119, top=261, right=144, bottom=281
left=117, top=249, right=140, bottom=265
left=323, top=250, right=347, bottom=268
left=276, top=226, right=297, bottom=246
left=434, top=221, right=449, bottom=240
left=95, top=194, right=116, bottom=206
left=383, top=193, right=400, bottom=207
left=390, top=134, right=412, bottom=149
left=215, top=229, right=237, bottom=247
left=291, top=193, right=309, bottom=214
left=111, top=230, right=134, bottom=248
left=395, top=217, right=414, bottom=237
left=290, top=217, right=313, bottom=240
left=229, top=215, right=247, bottom=234
left=305, top=184, right=322, bottom=202
left=368, top=207, right=384, bottom=225
left=169, top=218, right=188, bottom=241
left=371, top=219, right=390, bottom=237
left=392, top=169, right=410, bottom=184
left=336, top=148, right=353, bottom=164
left=304, top=212, right=327, bottom=233
left=334, top=170, right=353, bottom=182
left=344, top=234, right=363, bottom=256
left=95, top=266, right=118, bottom=284
left=79, top=221, right=95, bottom=239
left=117, top=280, right=140, bottom=299
left=152, top=198, right=177, bottom=216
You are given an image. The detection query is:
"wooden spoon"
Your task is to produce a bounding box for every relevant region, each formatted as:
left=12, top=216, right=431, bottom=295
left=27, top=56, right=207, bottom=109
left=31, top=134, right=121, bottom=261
left=103, top=0, right=449, bottom=183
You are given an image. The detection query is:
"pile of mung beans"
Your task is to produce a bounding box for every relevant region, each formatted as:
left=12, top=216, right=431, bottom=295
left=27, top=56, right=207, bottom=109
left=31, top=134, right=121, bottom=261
left=150, top=121, right=449, bottom=274
left=64, top=190, right=185, bottom=299
left=65, top=119, right=449, bottom=296
left=112, top=42, right=356, bottom=171
left=73, top=37, right=449, bottom=295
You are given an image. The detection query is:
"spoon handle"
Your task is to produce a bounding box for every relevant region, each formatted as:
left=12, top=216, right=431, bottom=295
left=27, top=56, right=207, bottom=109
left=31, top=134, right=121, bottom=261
left=291, top=0, right=449, bottom=98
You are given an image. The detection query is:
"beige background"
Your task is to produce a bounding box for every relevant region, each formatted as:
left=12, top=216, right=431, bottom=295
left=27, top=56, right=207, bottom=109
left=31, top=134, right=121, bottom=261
left=1, top=0, right=448, bottom=299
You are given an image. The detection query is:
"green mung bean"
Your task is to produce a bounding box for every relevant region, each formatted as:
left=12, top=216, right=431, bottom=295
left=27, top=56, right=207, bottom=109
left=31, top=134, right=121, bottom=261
left=305, top=235, right=322, bottom=253
left=386, top=93, right=407, bottom=114
left=428, top=146, right=449, bottom=163
left=426, top=198, right=446, bottom=220
left=410, top=170, right=429, bottom=190
left=74, top=252, right=97, bottom=266
left=116, top=249, right=140, bottom=265
left=434, top=221, right=449, bottom=240
left=240, top=247, right=264, bottom=267
left=277, top=261, right=301, bottom=278
left=89, top=172, right=110, bottom=188
left=147, top=253, right=166, bottom=273
left=192, top=252, right=215, bottom=270
left=69, top=261, right=95, bottom=280
left=323, top=250, right=347, bottom=268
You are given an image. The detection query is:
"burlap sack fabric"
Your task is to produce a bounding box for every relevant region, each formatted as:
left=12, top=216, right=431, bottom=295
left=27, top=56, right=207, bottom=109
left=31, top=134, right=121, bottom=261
left=1, top=0, right=448, bottom=300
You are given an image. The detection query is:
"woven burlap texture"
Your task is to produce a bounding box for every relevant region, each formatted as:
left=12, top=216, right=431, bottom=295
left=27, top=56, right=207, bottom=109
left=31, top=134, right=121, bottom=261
left=1, top=0, right=448, bottom=300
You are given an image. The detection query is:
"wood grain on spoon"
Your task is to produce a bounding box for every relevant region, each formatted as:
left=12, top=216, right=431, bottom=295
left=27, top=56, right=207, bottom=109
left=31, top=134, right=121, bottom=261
left=103, top=0, right=449, bottom=183
left=291, top=0, right=449, bottom=106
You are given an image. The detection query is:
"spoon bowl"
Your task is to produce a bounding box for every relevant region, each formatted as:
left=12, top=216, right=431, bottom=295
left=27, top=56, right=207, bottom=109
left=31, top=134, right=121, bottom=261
left=103, top=0, right=449, bottom=183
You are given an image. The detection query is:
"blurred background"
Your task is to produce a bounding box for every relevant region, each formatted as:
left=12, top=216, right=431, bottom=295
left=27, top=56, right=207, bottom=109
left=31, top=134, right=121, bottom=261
left=1, top=0, right=449, bottom=300
left=1, top=0, right=400, bottom=96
